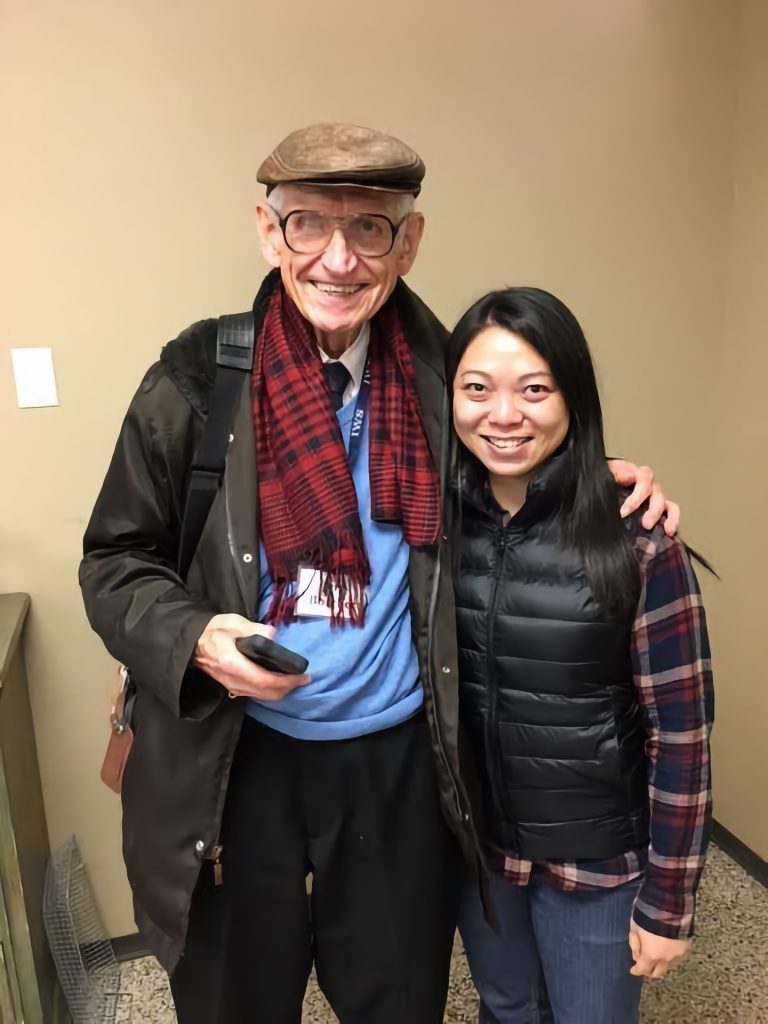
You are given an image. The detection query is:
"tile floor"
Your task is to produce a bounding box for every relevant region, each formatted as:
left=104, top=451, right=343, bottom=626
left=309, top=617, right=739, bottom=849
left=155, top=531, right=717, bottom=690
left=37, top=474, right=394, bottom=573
left=114, top=845, right=767, bottom=1023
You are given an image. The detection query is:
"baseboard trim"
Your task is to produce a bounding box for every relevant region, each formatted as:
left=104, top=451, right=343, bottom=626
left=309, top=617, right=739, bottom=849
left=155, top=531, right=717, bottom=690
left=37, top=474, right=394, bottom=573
left=712, top=819, right=768, bottom=888
left=111, top=933, right=152, bottom=963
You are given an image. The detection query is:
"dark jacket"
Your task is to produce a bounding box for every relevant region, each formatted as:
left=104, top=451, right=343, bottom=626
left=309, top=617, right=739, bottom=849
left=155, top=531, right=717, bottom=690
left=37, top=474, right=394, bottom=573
left=454, top=478, right=649, bottom=862
left=79, top=272, right=479, bottom=973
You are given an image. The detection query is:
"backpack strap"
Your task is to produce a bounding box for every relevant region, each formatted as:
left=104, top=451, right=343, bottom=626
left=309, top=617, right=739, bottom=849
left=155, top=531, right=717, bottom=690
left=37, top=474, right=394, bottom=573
left=177, top=312, right=255, bottom=580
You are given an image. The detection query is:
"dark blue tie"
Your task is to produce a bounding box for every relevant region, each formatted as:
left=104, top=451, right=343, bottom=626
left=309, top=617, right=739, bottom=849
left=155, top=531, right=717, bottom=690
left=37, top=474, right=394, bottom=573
left=322, top=361, right=352, bottom=412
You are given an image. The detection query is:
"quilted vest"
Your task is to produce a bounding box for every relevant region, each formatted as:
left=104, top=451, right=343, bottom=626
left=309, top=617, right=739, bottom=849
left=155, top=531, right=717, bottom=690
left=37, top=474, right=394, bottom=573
left=455, top=480, right=649, bottom=860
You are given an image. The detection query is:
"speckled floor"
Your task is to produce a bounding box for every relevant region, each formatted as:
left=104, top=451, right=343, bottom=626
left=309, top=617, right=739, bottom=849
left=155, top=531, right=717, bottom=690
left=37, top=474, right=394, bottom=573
left=115, top=845, right=766, bottom=1023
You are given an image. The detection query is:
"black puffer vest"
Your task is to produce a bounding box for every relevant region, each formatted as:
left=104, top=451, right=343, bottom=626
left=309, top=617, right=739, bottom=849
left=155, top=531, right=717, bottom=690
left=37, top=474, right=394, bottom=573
left=455, top=478, right=649, bottom=861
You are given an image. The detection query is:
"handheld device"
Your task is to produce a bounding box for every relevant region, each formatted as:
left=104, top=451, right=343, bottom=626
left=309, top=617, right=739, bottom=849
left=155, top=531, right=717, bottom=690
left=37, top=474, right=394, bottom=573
left=235, top=634, right=309, bottom=675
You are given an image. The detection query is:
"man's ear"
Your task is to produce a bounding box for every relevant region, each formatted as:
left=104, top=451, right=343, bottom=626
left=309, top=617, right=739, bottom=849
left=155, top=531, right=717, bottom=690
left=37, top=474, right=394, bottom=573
left=256, top=202, right=282, bottom=269
left=395, top=212, right=425, bottom=277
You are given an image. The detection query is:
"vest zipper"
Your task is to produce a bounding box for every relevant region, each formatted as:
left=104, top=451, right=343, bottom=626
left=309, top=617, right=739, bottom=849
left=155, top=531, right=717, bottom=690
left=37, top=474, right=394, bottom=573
left=485, top=527, right=516, bottom=829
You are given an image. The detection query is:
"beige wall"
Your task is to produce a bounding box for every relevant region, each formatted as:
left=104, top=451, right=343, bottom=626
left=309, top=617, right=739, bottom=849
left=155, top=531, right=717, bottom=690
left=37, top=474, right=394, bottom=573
left=0, top=0, right=760, bottom=937
left=703, top=0, right=768, bottom=858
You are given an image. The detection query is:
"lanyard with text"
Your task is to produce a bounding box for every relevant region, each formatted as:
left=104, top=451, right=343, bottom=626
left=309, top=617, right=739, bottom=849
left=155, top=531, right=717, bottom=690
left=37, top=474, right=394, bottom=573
left=345, top=354, right=371, bottom=468
left=295, top=356, right=372, bottom=621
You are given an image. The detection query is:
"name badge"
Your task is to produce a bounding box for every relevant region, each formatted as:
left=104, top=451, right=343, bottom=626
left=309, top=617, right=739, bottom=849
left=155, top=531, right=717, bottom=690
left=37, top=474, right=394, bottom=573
left=295, top=566, right=364, bottom=620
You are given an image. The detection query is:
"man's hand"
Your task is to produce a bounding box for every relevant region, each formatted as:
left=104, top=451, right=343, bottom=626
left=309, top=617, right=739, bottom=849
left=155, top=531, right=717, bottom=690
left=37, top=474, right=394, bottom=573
left=193, top=613, right=310, bottom=701
left=628, top=921, right=691, bottom=979
left=607, top=459, right=680, bottom=537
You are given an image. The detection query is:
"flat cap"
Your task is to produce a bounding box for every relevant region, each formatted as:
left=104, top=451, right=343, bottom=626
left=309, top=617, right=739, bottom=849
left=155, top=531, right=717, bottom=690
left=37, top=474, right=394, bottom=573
left=257, top=122, right=425, bottom=196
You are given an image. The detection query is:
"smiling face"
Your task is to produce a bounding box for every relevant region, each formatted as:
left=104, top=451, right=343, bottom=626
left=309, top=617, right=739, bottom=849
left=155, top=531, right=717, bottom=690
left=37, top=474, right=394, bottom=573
left=453, top=325, right=570, bottom=497
left=256, top=184, right=424, bottom=355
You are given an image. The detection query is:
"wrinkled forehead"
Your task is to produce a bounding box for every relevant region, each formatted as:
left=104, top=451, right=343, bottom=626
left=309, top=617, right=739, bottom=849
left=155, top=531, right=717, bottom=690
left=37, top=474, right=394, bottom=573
left=269, top=183, right=409, bottom=217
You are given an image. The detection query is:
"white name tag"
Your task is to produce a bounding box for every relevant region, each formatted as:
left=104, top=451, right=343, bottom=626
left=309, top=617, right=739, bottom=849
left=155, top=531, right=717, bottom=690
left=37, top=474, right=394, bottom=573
left=295, top=566, right=365, bottom=620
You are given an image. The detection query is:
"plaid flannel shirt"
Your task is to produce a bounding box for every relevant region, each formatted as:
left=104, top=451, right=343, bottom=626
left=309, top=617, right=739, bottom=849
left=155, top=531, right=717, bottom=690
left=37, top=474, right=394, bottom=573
left=496, top=527, right=714, bottom=940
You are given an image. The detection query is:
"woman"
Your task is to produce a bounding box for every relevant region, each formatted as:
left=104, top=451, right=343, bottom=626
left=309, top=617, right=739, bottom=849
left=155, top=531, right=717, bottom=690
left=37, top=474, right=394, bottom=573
left=448, top=288, right=714, bottom=1024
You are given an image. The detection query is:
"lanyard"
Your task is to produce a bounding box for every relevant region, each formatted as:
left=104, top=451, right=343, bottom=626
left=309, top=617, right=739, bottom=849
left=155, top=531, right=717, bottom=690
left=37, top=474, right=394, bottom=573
left=346, top=354, right=371, bottom=468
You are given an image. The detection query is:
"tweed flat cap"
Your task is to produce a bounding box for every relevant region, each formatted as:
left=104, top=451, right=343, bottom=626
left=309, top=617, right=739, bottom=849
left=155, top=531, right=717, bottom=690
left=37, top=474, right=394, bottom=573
left=257, top=122, right=425, bottom=196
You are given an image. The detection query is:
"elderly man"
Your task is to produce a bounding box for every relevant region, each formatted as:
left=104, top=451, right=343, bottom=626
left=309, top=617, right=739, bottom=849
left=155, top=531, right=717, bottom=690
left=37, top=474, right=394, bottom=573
left=80, top=123, right=672, bottom=1024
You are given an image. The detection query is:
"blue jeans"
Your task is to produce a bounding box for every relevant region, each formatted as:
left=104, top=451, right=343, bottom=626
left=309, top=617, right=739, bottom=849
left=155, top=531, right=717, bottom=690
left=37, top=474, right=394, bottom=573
left=459, top=874, right=643, bottom=1024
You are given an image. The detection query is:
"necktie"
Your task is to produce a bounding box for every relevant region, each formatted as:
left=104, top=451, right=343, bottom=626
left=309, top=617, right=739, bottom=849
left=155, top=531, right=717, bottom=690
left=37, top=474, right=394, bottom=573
left=322, top=361, right=352, bottom=412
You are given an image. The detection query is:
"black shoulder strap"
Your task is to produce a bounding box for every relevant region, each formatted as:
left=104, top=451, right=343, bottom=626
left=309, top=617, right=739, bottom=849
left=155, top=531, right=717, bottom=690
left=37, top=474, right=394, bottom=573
left=177, top=312, right=254, bottom=580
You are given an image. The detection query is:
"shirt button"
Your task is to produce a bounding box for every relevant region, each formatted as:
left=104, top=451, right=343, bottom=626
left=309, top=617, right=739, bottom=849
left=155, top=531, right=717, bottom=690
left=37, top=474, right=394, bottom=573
left=441, top=666, right=451, bottom=674
left=242, top=553, right=253, bottom=564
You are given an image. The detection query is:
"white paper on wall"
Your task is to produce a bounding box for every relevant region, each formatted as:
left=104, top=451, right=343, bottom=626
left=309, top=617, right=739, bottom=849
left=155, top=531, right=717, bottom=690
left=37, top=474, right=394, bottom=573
left=10, top=348, right=59, bottom=408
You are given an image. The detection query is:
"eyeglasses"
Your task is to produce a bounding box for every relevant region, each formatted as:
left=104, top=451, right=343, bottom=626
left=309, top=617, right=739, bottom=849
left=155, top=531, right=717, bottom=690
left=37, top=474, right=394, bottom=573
left=271, top=208, right=407, bottom=257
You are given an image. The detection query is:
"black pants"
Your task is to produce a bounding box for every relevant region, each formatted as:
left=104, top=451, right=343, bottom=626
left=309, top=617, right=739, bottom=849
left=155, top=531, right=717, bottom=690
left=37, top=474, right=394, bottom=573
left=170, top=712, right=462, bottom=1024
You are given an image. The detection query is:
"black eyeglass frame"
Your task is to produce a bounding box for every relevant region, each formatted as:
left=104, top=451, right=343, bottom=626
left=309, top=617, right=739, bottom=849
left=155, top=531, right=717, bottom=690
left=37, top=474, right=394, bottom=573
left=270, top=207, right=408, bottom=257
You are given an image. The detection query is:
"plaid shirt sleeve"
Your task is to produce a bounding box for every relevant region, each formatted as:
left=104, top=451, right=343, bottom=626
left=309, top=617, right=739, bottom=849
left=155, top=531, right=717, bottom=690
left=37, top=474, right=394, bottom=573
left=630, top=527, right=714, bottom=940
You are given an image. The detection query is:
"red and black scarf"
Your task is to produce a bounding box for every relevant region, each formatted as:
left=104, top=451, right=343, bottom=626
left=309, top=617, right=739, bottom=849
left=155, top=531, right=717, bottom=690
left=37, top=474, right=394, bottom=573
left=252, top=284, right=441, bottom=626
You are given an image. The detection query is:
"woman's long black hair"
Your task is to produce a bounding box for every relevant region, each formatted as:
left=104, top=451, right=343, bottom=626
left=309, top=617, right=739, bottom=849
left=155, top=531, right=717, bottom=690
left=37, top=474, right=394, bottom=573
left=446, top=287, right=640, bottom=619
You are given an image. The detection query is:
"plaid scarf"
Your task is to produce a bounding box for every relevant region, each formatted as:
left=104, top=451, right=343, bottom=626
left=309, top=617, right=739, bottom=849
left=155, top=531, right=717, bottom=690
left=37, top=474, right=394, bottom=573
left=252, top=284, right=441, bottom=626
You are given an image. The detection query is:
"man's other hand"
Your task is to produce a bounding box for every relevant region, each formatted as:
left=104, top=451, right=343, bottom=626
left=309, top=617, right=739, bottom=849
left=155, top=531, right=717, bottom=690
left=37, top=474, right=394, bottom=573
left=607, top=459, right=680, bottom=537
left=193, top=614, right=311, bottom=701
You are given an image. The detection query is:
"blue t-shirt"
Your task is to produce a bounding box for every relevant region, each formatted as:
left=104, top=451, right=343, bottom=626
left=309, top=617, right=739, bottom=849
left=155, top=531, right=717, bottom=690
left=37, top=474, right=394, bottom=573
left=246, top=397, right=423, bottom=740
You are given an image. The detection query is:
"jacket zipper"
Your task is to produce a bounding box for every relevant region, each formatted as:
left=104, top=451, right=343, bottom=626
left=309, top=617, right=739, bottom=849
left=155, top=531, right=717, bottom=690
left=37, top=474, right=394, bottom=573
left=207, top=396, right=244, bottom=891
left=485, top=527, right=516, bottom=827
left=426, top=389, right=471, bottom=829
left=426, top=544, right=469, bottom=826
left=182, top=403, right=228, bottom=891
left=207, top=842, right=224, bottom=886
left=223, top=385, right=252, bottom=616
left=225, top=479, right=250, bottom=615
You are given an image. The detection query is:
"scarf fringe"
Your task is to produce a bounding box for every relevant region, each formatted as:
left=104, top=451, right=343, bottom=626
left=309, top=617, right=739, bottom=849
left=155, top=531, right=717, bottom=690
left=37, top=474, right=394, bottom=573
left=265, top=534, right=371, bottom=628
left=266, top=569, right=370, bottom=628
